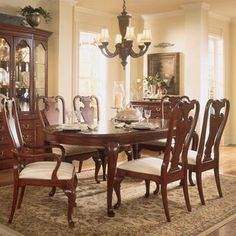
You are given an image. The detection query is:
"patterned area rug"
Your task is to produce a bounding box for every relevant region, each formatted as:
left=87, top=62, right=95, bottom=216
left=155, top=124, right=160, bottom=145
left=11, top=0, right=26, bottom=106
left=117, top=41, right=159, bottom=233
left=0, top=171, right=235, bottom=236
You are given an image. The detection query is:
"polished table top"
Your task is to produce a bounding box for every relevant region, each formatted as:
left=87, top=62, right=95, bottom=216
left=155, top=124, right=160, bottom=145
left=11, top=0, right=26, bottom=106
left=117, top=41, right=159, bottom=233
left=44, top=119, right=169, bottom=217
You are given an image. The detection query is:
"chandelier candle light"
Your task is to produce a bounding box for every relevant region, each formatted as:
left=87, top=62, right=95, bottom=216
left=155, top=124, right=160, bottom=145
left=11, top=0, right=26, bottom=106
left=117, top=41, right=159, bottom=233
left=97, top=0, right=152, bottom=69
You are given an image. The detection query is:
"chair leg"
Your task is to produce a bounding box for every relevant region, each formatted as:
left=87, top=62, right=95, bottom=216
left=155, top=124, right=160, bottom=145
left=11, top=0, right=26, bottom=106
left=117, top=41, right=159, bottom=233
left=113, top=175, right=124, bottom=209
left=182, top=176, right=191, bottom=212
left=161, top=184, right=171, bottom=222
left=145, top=180, right=150, bottom=198
left=125, top=146, right=133, bottom=161
left=17, top=186, right=26, bottom=209
left=92, top=156, right=101, bottom=183
left=8, top=184, right=19, bottom=224
left=154, top=182, right=159, bottom=195
left=196, top=171, right=205, bottom=205
left=214, top=166, right=223, bottom=198
left=189, top=170, right=195, bottom=186
left=65, top=188, right=76, bottom=228
left=49, top=186, right=56, bottom=197
left=78, top=161, right=83, bottom=173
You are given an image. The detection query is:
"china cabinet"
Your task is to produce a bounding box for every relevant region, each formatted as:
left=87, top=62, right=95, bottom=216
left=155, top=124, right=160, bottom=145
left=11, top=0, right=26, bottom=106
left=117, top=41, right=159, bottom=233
left=0, top=23, right=51, bottom=169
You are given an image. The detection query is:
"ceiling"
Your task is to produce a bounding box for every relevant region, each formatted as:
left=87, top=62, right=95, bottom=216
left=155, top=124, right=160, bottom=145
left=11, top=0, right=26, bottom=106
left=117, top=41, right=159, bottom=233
left=77, top=0, right=236, bottom=19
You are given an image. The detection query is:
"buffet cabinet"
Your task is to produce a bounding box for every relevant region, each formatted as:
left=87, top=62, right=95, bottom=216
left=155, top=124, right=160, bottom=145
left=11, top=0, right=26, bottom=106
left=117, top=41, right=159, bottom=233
left=0, top=23, right=51, bottom=169
left=130, top=99, right=173, bottom=119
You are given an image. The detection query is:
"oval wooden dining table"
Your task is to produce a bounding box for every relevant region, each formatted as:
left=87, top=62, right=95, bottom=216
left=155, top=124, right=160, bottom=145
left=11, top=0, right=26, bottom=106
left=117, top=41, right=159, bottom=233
left=44, top=119, right=169, bottom=217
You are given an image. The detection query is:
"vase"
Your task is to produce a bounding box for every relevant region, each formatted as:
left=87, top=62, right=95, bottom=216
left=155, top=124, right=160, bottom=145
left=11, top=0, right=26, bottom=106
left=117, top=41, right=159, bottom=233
left=26, top=12, right=41, bottom=28
left=149, top=84, right=157, bottom=97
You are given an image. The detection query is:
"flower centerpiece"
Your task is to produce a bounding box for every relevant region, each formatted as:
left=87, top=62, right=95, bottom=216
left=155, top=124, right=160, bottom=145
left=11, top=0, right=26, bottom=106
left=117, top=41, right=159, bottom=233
left=144, top=73, right=167, bottom=98
left=19, top=5, right=52, bottom=27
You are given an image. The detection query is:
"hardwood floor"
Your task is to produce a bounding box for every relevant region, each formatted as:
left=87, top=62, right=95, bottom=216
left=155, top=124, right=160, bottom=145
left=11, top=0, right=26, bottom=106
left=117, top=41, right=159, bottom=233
left=0, top=146, right=235, bottom=235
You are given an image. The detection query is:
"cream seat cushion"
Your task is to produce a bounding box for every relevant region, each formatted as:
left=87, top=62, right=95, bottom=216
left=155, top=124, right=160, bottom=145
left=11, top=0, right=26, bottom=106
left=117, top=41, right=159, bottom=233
left=117, top=157, right=163, bottom=176
left=53, top=144, right=98, bottom=156
left=176, top=150, right=197, bottom=165
left=186, top=150, right=197, bottom=165
left=19, top=161, right=74, bottom=180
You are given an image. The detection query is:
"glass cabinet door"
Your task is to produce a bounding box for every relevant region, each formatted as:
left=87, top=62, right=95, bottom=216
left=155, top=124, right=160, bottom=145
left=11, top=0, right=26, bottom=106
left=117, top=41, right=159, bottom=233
left=35, top=43, right=46, bottom=97
left=15, top=40, right=31, bottom=112
left=0, top=38, right=10, bottom=97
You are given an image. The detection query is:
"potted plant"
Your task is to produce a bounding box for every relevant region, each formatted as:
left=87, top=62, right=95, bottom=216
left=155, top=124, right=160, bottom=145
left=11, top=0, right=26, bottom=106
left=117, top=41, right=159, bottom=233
left=19, top=5, right=51, bottom=27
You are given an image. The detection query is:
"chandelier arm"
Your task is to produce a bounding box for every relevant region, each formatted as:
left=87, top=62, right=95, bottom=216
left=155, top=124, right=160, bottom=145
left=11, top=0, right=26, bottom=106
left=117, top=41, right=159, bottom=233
left=129, top=45, right=150, bottom=58
left=98, top=45, right=119, bottom=58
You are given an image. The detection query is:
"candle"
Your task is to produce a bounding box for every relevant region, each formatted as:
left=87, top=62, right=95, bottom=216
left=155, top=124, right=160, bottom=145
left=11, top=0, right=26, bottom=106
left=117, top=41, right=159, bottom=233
left=125, top=26, right=135, bottom=41
left=100, top=28, right=110, bottom=43
left=115, top=34, right=122, bottom=44
left=114, top=93, right=123, bottom=108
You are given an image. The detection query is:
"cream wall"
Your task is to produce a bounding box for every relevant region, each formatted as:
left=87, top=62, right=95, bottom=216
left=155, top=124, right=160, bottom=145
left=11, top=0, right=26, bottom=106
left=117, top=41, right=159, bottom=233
left=230, top=20, right=236, bottom=144
left=143, top=13, right=186, bottom=95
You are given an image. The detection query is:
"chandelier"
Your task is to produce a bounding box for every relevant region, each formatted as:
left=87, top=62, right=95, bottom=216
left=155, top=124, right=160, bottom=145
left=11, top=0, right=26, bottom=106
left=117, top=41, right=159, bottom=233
left=97, top=0, right=151, bottom=69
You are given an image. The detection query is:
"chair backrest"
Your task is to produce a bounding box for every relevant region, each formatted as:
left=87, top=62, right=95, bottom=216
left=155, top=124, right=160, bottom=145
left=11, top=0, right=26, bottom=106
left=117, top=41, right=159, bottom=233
left=160, top=95, right=190, bottom=119
left=73, top=95, right=99, bottom=125
left=37, top=95, right=65, bottom=127
left=197, top=99, right=230, bottom=163
left=0, top=93, right=7, bottom=111
left=162, top=99, right=199, bottom=174
left=2, top=98, right=24, bottom=150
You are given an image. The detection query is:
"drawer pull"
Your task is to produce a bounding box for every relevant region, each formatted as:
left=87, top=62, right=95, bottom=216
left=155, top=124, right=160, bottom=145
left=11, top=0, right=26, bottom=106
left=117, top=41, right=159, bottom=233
left=0, top=151, right=3, bottom=157
left=22, top=124, right=30, bottom=129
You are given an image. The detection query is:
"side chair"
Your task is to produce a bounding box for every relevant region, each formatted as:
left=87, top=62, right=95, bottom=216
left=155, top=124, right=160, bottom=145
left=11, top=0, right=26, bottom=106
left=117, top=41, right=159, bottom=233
left=37, top=95, right=102, bottom=183
left=185, top=98, right=230, bottom=205
left=2, top=98, right=78, bottom=227
left=73, top=95, right=134, bottom=180
left=114, top=98, right=200, bottom=222
left=137, top=95, right=198, bottom=156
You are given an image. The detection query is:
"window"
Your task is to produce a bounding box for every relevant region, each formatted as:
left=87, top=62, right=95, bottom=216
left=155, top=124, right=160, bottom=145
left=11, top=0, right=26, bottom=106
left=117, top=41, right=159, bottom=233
left=208, top=35, right=224, bottom=99
left=79, top=32, right=107, bottom=120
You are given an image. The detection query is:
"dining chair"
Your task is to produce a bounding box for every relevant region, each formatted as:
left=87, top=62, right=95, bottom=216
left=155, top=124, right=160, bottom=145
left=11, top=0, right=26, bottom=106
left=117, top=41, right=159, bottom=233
left=37, top=95, right=102, bottom=183
left=137, top=95, right=198, bottom=156
left=185, top=98, right=230, bottom=205
left=113, top=99, right=200, bottom=222
left=73, top=95, right=133, bottom=180
left=2, top=98, right=78, bottom=227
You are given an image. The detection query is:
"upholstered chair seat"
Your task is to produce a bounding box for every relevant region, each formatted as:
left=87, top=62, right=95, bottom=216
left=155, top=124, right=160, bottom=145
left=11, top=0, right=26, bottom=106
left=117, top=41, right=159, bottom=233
left=19, top=161, right=75, bottom=180
left=53, top=144, right=98, bottom=157
left=118, top=157, right=163, bottom=175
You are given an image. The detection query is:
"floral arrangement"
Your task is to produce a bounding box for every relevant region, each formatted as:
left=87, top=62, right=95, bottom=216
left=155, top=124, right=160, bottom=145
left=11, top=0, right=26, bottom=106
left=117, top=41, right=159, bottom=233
left=144, top=73, right=167, bottom=88
left=19, top=5, right=52, bottom=23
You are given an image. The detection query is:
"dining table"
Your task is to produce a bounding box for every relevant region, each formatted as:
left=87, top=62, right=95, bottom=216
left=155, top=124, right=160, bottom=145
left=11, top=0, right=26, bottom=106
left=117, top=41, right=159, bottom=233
left=44, top=119, right=169, bottom=217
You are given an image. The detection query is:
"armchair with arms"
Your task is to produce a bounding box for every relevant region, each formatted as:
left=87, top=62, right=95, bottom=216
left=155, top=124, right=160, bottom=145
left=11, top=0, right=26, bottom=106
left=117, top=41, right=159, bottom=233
left=2, top=98, right=78, bottom=227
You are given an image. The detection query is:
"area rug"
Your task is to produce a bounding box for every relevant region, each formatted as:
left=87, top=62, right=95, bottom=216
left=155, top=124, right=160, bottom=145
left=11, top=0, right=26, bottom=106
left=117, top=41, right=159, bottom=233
left=0, top=171, right=235, bottom=236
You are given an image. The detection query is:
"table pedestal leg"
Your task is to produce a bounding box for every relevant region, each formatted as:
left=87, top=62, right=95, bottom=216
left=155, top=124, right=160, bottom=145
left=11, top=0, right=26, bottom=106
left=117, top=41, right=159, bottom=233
left=106, top=142, right=119, bottom=217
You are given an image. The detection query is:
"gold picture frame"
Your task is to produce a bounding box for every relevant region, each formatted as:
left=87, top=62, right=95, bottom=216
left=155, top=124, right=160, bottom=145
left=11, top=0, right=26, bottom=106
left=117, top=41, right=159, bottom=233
left=148, top=52, right=180, bottom=95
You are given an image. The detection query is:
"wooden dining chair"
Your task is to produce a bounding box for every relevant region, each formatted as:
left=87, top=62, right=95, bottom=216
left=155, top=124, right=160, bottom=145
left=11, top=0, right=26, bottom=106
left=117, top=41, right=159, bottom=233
left=137, top=95, right=198, bottom=156
left=73, top=95, right=133, bottom=180
left=2, top=98, right=78, bottom=227
left=185, top=99, right=230, bottom=205
left=113, top=99, right=200, bottom=222
left=37, top=95, right=102, bottom=183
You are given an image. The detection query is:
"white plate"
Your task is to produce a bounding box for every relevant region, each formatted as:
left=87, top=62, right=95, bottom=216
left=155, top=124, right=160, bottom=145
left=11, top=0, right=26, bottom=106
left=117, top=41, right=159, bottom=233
left=58, top=124, right=81, bottom=131
left=127, top=123, right=159, bottom=130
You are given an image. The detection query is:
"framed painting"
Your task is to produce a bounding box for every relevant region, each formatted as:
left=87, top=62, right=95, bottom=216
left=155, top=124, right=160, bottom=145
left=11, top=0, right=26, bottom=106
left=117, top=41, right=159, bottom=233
left=147, top=52, right=180, bottom=95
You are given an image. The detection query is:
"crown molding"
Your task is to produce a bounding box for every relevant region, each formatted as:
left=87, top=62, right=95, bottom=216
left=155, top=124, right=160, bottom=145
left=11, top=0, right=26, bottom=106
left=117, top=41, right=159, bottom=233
left=142, top=10, right=184, bottom=21
left=76, top=7, right=115, bottom=18
left=181, top=2, right=210, bottom=11
left=60, top=0, right=77, bottom=6
left=209, top=12, right=231, bottom=22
